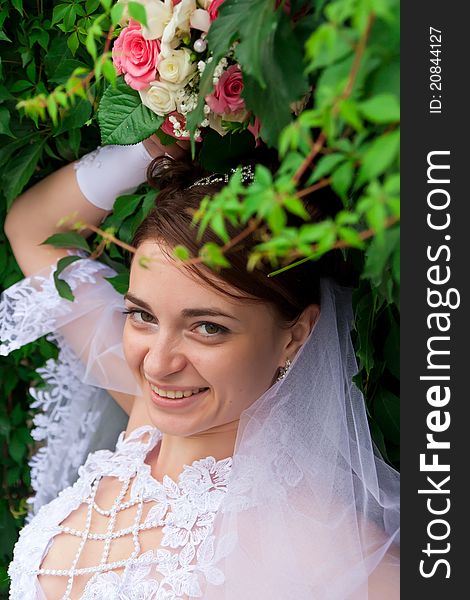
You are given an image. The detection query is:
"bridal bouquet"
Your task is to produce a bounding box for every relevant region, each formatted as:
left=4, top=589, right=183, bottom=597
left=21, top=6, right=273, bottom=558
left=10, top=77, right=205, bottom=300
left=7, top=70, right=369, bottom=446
left=110, top=0, right=260, bottom=141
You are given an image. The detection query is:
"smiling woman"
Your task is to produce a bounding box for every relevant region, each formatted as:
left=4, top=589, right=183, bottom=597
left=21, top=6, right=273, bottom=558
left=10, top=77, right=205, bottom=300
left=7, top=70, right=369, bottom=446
left=2, top=151, right=399, bottom=599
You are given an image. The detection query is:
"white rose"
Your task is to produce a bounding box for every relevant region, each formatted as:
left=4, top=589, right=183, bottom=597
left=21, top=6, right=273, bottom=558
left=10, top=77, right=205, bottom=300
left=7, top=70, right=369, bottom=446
left=190, top=8, right=210, bottom=32
left=157, top=48, right=196, bottom=84
left=161, top=0, right=196, bottom=57
left=139, top=81, right=178, bottom=116
left=140, top=0, right=174, bottom=40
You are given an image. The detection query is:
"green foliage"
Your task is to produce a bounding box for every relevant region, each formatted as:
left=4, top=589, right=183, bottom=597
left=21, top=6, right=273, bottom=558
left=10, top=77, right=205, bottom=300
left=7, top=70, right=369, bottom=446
left=0, top=0, right=400, bottom=593
left=98, top=79, right=164, bottom=145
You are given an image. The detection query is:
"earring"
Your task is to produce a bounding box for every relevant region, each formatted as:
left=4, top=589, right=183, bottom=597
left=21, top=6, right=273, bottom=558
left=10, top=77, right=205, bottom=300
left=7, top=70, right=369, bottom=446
left=276, top=358, right=292, bottom=382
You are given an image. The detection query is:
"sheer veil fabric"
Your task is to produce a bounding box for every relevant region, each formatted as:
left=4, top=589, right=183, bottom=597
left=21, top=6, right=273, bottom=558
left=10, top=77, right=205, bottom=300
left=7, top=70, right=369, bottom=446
left=206, top=280, right=399, bottom=598
left=0, top=256, right=399, bottom=597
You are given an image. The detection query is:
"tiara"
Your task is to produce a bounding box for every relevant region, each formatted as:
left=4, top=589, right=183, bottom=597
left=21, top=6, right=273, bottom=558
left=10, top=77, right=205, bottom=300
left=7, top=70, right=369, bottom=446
left=188, top=164, right=255, bottom=188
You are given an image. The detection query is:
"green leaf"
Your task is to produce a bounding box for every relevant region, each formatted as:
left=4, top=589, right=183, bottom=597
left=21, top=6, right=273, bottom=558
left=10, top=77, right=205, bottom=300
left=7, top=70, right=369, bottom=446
left=267, top=205, right=287, bottom=235
left=282, top=196, right=310, bottom=220
left=3, top=142, right=44, bottom=209
left=362, top=227, right=400, bottom=288
left=105, top=272, right=130, bottom=294
left=210, top=212, right=230, bottom=243
left=87, top=0, right=102, bottom=13
left=0, top=30, right=12, bottom=43
left=0, top=106, right=14, bottom=137
left=359, top=94, right=400, bottom=123
left=102, top=59, right=117, bottom=85
left=45, top=37, right=88, bottom=85
left=339, top=98, right=363, bottom=131
left=374, top=387, right=400, bottom=445
left=41, top=232, right=91, bottom=253
left=354, top=291, right=376, bottom=374
left=173, top=245, right=190, bottom=261
left=200, top=243, right=231, bottom=269
left=54, top=96, right=92, bottom=135
left=306, top=23, right=348, bottom=69
left=10, top=79, right=33, bottom=92
left=9, top=433, right=26, bottom=464
left=112, top=193, right=143, bottom=220
left=241, top=16, right=309, bottom=146
left=67, top=31, right=80, bottom=55
left=63, top=5, right=77, bottom=31
left=12, top=0, right=23, bottom=13
left=98, top=79, right=164, bottom=145
left=51, top=4, right=69, bottom=25
left=111, top=2, right=125, bottom=25
left=307, top=153, right=345, bottom=184
left=298, top=220, right=334, bottom=244
left=368, top=416, right=390, bottom=462
left=337, top=226, right=365, bottom=248
left=47, top=96, right=58, bottom=125
left=357, top=130, right=400, bottom=186
left=86, top=30, right=97, bottom=59
left=128, top=1, right=148, bottom=26
left=54, top=256, right=81, bottom=302
left=53, top=275, right=75, bottom=301
left=331, top=160, right=354, bottom=202
left=54, top=254, right=83, bottom=278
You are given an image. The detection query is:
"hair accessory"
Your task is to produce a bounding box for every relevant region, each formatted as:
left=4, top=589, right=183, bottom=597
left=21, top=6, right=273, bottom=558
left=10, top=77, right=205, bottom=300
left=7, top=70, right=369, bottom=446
left=189, top=165, right=254, bottom=189
left=276, top=358, right=292, bottom=382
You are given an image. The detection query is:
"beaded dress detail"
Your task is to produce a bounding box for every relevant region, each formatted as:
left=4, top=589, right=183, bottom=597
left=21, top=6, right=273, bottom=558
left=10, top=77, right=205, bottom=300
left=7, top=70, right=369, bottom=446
left=8, top=426, right=233, bottom=600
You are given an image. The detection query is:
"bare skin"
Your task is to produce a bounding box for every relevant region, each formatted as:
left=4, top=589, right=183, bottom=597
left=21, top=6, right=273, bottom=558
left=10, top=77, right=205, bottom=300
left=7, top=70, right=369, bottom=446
left=4, top=135, right=188, bottom=414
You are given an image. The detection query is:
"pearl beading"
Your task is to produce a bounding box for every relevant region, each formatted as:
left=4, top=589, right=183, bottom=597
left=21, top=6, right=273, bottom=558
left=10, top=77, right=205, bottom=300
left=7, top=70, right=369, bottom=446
left=32, top=474, right=164, bottom=599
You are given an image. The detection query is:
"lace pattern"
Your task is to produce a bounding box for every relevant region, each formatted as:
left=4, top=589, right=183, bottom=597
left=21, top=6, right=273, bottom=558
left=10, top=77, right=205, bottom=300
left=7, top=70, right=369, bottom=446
left=0, top=253, right=109, bottom=355
left=0, top=255, right=127, bottom=515
left=8, top=426, right=234, bottom=600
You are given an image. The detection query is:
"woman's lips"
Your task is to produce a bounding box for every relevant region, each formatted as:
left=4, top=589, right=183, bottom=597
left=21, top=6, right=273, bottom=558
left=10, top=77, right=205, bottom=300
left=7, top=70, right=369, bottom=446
left=149, top=385, right=210, bottom=409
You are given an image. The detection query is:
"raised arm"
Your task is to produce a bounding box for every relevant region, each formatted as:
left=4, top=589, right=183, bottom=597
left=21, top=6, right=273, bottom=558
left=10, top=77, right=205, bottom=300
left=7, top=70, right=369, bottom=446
left=3, top=139, right=170, bottom=276
left=3, top=138, right=186, bottom=414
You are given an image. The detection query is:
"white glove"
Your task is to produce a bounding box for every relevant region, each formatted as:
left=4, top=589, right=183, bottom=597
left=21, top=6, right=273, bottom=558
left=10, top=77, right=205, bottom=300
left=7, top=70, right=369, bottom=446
left=74, top=142, right=153, bottom=211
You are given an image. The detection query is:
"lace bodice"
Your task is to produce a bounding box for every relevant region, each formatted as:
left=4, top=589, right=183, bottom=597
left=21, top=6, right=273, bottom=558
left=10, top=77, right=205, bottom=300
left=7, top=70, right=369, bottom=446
left=8, top=426, right=233, bottom=600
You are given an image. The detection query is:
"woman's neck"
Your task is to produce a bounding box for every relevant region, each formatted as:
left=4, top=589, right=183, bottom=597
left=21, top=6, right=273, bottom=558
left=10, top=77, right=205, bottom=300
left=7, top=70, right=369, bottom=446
left=126, top=396, right=238, bottom=482
left=148, top=422, right=238, bottom=483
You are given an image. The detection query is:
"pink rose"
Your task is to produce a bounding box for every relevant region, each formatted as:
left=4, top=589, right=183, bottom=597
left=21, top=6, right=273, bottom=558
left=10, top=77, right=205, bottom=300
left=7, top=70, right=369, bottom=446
left=112, top=20, right=160, bottom=91
left=208, top=0, right=225, bottom=21
left=206, top=65, right=245, bottom=114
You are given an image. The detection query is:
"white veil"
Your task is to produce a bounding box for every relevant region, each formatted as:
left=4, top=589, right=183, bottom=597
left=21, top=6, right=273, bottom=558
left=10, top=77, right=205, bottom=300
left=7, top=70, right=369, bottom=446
left=207, top=279, right=399, bottom=598
left=0, top=256, right=399, bottom=596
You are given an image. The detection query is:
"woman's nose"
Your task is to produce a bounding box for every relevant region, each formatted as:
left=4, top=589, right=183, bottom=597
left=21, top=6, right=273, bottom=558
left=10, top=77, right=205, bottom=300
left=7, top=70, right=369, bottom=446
left=143, top=334, right=188, bottom=380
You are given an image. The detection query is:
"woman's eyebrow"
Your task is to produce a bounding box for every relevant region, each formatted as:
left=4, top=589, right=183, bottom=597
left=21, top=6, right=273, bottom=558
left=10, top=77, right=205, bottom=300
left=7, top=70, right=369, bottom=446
left=124, top=292, right=153, bottom=312
left=181, top=308, right=240, bottom=321
left=124, top=293, right=240, bottom=322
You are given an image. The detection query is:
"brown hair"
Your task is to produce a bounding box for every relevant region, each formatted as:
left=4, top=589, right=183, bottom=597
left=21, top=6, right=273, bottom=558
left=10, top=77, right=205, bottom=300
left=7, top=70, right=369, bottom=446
left=131, top=156, right=353, bottom=325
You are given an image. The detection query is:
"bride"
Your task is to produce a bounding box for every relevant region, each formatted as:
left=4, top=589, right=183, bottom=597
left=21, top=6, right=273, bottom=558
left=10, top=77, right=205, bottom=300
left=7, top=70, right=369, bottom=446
left=2, top=139, right=399, bottom=599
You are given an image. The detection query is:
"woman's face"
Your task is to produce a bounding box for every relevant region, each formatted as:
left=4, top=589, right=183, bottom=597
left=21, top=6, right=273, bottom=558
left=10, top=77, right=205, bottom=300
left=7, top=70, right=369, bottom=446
left=122, top=241, right=292, bottom=437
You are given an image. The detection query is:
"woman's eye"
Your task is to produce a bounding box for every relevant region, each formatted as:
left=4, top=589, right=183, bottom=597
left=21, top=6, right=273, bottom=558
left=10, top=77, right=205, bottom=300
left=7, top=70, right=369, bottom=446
left=122, top=309, right=156, bottom=324
left=195, top=322, right=226, bottom=337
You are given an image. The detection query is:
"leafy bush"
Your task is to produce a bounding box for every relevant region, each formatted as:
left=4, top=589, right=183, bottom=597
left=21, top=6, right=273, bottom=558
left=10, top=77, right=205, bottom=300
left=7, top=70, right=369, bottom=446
left=0, top=0, right=399, bottom=593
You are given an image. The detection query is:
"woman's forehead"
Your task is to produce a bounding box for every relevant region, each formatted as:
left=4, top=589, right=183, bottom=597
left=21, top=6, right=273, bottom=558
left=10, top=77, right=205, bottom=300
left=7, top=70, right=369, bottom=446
left=130, top=241, right=260, bottom=311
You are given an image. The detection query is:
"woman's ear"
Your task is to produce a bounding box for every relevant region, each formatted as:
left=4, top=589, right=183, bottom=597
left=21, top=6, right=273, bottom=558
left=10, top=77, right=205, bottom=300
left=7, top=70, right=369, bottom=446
left=284, top=304, right=320, bottom=359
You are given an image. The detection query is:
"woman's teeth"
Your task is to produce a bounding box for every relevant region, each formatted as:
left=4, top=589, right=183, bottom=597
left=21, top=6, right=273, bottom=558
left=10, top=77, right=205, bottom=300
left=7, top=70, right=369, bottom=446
left=150, top=384, right=207, bottom=399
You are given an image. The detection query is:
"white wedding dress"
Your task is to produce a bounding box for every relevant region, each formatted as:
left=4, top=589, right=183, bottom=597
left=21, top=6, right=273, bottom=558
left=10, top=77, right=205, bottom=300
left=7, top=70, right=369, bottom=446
left=8, top=425, right=233, bottom=600
left=1, top=254, right=400, bottom=599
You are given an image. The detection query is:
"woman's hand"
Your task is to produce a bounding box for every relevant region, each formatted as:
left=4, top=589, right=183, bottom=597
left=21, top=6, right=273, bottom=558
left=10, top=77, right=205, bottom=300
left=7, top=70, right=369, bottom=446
left=142, top=135, right=190, bottom=161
